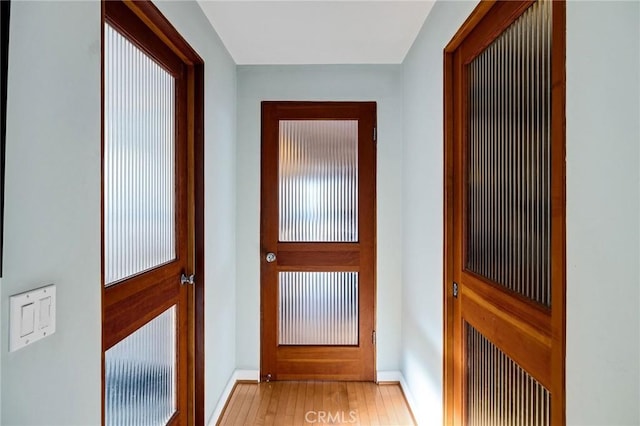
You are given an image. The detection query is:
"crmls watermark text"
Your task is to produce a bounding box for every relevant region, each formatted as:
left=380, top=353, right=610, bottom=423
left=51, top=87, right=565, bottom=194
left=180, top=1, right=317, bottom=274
left=305, top=410, right=359, bottom=424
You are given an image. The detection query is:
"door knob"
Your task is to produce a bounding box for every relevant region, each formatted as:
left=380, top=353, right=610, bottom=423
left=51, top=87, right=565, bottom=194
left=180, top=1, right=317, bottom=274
left=265, top=252, right=277, bottom=263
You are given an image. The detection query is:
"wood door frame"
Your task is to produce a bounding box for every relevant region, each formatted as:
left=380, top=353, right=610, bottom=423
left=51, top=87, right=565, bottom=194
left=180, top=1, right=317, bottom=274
left=443, top=1, right=566, bottom=424
left=260, top=101, right=377, bottom=382
left=100, top=1, right=206, bottom=424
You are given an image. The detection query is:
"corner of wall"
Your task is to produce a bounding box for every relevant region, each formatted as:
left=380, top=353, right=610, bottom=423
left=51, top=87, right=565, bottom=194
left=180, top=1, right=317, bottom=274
left=207, top=369, right=259, bottom=426
left=399, top=1, right=479, bottom=424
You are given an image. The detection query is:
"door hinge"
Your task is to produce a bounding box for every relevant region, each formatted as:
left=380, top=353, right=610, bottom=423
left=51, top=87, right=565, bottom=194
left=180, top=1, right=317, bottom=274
left=373, top=127, right=377, bottom=142
left=453, top=282, right=459, bottom=298
left=180, top=273, right=195, bottom=286
left=372, top=330, right=376, bottom=345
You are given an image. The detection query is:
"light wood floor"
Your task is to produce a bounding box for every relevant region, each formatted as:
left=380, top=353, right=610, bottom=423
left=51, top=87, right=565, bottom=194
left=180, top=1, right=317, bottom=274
left=217, top=381, right=416, bottom=426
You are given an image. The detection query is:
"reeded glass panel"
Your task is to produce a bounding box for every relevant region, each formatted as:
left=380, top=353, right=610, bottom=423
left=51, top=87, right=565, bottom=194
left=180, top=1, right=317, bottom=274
left=279, top=272, right=358, bottom=345
left=466, top=0, right=552, bottom=306
left=466, top=323, right=550, bottom=426
left=279, top=120, right=358, bottom=242
left=104, top=24, right=176, bottom=285
left=105, top=306, right=176, bottom=426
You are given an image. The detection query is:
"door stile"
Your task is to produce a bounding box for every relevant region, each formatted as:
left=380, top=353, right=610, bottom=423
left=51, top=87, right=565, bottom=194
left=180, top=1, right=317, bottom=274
left=260, top=102, right=279, bottom=381
left=549, top=1, right=566, bottom=423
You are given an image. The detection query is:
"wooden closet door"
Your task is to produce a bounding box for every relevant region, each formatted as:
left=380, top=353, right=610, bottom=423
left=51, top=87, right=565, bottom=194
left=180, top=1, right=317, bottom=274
left=102, top=3, right=193, bottom=424
left=444, top=1, right=566, bottom=425
left=260, top=101, right=377, bottom=381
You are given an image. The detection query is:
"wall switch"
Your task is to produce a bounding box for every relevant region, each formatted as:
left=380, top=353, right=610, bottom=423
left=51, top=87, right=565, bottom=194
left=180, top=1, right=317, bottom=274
left=20, top=303, right=35, bottom=337
left=10, top=285, right=56, bottom=352
left=39, top=297, right=51, bottom=328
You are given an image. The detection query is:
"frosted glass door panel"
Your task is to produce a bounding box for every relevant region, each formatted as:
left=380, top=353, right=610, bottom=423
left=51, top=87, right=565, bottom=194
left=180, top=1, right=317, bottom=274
left=104, top=24, right=176, bottom=285
left=279, top=120, right=358, bottom=242
left=279, top=272, right=358, bottom=345
left=466, top=0, right=552, bottom=306
left=105, top=306, right=176, bottom=426
left=466, top=323, right=550, bottom=426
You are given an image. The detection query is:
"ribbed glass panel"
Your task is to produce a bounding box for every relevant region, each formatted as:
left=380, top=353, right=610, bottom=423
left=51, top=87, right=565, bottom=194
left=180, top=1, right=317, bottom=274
left=466, top=323, right=550, bottom=426
left=105, top=306, right=176, bottom=426
left=279, top=120, right=358, bottom=242
left=279, top=272, right=358, bottom=345
left=104, top=24, right=176, bottom=286
left=466, top=0, right=552, bottom=306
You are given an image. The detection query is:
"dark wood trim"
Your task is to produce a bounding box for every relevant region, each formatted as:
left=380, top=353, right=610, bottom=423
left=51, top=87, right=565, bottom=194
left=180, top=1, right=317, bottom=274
left=193, top=62, right=206, bottom=426
left=103, top=277, right=180, bottom=350
left=442, top=49, right=455, bottom=426
left=462, top=272, right=551, bottom=336
left=262, top=101, right=376, bottom=120
left=444, top=1, right=496, bottom=53
left=461, top=286, right=552, bottom=389
left=443, top=1, right=566, bottom=424
left=458, top=1, right=535, bottom=65
left=277, top=250, right=360, bottom=269
left=259, top=102, right=278, bottom=380
left=549, top=1, right=567, bottom=424
left=104, top=1, right=183, bottom=76
left=122, top=0, right=202, bottom=65
left=103, top=262, right=183, bottom=306
left=100, top=1, right=106, bottom=423
left=185, top=64, right=196, bottom=426
left=101, top=1, right=205, bottom=424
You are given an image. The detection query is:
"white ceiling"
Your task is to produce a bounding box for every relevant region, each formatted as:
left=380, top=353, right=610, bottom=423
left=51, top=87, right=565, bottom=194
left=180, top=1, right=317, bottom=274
left=197, top=1, right=435, bottom=65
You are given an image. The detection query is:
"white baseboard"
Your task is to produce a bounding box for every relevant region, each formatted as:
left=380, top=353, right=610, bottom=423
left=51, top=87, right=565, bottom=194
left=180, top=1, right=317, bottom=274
left=398, top=374, right=419, bottom=424
left=376, top=370, right=404, bottom=383
left=207, top=369, right=259, bottom=426
left=233, top=369, right=260, bottom=381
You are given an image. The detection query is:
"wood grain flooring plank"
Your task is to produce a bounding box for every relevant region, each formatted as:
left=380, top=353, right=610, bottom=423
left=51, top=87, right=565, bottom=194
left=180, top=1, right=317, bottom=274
left=379, top=384, right=401, bottom=426
left=273, top=381, right=290, bottom=426
left=293, top=380, right=307, bottom=424
left=362, top=382, right=381, bottom=425
left=243, top=383, right=262, bottom=425
left=304, top=381, right=316, bottom=425
left=253, top=383, right=274, bottom=426
left=233, top=384, right=258, bottom=426
left=264, top=382, right=281, bottom=426
left=219, top=384, right=246, bottom=425
left=283, top=381, right=297, bottom=426
left=348, top=381, right=368, bottom=425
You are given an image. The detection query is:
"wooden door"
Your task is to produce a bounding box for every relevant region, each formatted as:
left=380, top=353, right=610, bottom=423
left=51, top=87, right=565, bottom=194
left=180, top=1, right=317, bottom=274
left=101, top=2, right=204, bottom=424
left=260, top=101, right=376, bottom=381
left=444, top=1, right=566, bottom=425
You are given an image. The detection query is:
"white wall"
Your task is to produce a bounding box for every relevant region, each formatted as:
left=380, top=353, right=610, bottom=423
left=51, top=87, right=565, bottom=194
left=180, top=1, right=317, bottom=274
left=153, top=2, right=238, bottom=421
left=1, top=1, right=237, bottom=424
left=565, top=2, right=639, bottom=424
left=401, top=1, right=640, bottom=425
left=400, top=1, right=479, bottom=424
left=235, top=65, right=404, bottom=373
left=2, top=2, right=102, bottom=424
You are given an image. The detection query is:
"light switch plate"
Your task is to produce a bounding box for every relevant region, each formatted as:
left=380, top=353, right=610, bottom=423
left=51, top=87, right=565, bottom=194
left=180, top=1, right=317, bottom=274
left=10, top=285, right=56, bottom=352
